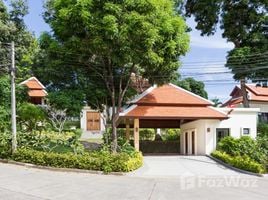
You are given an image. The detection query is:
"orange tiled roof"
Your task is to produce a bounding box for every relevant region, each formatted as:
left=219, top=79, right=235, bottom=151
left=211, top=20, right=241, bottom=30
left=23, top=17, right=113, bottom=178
left=121, top=84, right=227, bottom=119
left=124, top=106, right=228, bottom=119
left=28, top=90, right=47, bottom=97
left=246, top=85, right=268, bottom=96
left=136, top=84, right=212, bottom=106
left=24, top=80, right=43, bottom=89
left=224, top=84, right=268, bottom=107
left=222, top=97, right=243, bottom=107
left=250, top=93, right=268, bottom=102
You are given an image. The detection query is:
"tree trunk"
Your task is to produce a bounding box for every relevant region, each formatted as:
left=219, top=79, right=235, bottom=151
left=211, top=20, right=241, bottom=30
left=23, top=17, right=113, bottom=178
left=240, top=78, right=249, bottom=108
left=110, top=90, right=118, bottom=153
left=111, top=114, right=118, bottom=153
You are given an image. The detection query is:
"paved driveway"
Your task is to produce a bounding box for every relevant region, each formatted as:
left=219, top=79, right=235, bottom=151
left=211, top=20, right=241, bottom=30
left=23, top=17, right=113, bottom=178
left=0, top=160, right=267, bottom=200
left=128, top=156, right=243, bottom=177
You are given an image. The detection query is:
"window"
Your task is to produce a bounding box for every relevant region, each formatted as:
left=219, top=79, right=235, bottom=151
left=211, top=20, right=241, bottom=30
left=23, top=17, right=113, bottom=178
left=242, top=128, right=250, bottom=135
left=216, top=128, right=230, bottom=143
left=258, top=112, right=268, bottom=123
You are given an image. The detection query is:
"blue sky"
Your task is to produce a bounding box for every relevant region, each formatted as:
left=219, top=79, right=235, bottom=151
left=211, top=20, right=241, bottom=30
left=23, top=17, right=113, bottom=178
left=22, top=0, right=237, bottom=102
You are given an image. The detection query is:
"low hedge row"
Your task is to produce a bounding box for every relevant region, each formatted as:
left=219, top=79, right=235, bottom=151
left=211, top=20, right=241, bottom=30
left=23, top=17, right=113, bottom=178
left=211, top=150, right=266, bottom=174
left=1, top=148, right=143, bottom=173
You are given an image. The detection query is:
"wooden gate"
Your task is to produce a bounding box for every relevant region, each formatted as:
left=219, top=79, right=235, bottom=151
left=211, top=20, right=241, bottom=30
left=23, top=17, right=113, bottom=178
left=86, top=112, right=100, bottom=131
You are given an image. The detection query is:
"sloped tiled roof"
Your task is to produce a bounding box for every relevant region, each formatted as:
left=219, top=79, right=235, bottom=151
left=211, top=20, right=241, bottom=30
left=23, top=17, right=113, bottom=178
left=28, top=90, right=47, bottom=97
left=134, top=84, right=212, bottom=106
left=246, top=85, right=268, bottom=96
left=224, top=84, right=268, bottom=107
left=124, top=106, right=228, bottom=119
left=20, top=77, right=47, bottom=98
left=121, top=84, right=227, bottom=120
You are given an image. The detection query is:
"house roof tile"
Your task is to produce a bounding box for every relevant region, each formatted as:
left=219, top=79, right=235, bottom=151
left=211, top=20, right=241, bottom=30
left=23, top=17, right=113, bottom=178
left=135, top=84, right=212, bottom=106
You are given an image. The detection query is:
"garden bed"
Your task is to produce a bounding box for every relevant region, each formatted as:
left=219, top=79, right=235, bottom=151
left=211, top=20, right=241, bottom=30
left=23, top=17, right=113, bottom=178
left=0, top=148, right=143, bottom=173
left=211, top=136, right=267, bottom=174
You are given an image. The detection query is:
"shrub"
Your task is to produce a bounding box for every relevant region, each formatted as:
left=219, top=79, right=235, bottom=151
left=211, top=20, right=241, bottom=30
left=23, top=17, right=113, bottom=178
left=0, top=132, right=11, bottom=158
left=17, top=103, right=47, bottom=131
left=217, top=136, right=240, bottom=156
left=217, top=136, right=267, bottom=168
left=258, top=122, right=268, bottom=137
left=211, top=150, right=266, bottom=174
left=10, top=148, right=143, bottom=173
left=17, top=130, right=84, bottom=154
left=161, top=129, right=180, bottom=141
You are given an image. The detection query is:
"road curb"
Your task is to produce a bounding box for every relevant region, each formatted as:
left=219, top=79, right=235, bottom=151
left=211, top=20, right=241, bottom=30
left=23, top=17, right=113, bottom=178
left=206, top=155, right=264, bottom=177
left=0, top=158, right=126, bottom=176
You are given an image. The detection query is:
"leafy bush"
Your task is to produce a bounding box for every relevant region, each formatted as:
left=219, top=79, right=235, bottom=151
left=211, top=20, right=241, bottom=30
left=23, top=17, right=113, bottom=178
left=161, top=129, right=180, bottom=141
left=258, top=122, right=268, bottom=137
left=17, top=130, right=84, bottom=154
left=17, top=103, right=47, bottom=131
left=0, top=132, right=11, bottom=158
left=217, top=136, right=267, bottom=166
left=9, top=148, right=143, bottom=173
left=117, top=138, right=136, bottom=156
left=211, top=150, right=266, bottom=174
left=217, top=136, right=240, bottom=155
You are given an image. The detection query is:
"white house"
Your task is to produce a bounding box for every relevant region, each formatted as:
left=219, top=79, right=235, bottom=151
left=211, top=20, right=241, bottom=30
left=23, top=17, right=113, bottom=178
left=119, top=83, right=259, bottom=154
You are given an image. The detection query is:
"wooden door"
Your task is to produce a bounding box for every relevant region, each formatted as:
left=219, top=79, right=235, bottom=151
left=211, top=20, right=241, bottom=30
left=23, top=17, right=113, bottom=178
left=87, top=112, right=100, bottom=131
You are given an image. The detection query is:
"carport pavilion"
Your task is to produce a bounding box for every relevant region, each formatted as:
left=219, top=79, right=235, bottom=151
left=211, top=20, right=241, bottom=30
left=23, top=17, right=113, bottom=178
left=119, top=84, right=229, bottom=154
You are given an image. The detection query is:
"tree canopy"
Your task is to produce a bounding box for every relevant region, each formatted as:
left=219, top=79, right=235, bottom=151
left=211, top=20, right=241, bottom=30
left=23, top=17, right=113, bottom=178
left=0, top=0, right=34, bottom=131
left=185, top=0, right=268, bottom=107
left=40, top=0, right=189, bottom=151
left=0, top=0, right=36, bottom=80
left=173, top=77, right=208, bottom=99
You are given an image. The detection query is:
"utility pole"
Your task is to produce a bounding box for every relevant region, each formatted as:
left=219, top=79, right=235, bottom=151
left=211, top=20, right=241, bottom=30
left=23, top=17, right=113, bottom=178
left=10, top=41, right=17, bottom=154
left=240, top=78, right=249, bottom=108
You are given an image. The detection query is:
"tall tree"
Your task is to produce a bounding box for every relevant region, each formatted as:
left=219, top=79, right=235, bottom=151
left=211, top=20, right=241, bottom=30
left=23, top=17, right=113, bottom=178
left=43, top=0, right=189, bottom=152
left=0, top=0, right=36, bottom=80
left=173, top=77, right=208, bottom=99
left=185, top=0, right=268, bottom=107
left=0, top=0, right=34, bottom=132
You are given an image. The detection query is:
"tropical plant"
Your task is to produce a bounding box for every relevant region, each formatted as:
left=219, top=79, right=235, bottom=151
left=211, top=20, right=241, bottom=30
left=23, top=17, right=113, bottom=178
left=41, top=0, right=189, bottom=152
left=17, top=103, right=47, bottom=131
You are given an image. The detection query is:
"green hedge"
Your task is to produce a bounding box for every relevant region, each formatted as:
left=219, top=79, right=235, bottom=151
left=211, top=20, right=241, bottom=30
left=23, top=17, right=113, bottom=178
left=211, top=150, right=266, bottom=174
left=6, top=148, right=143, bottom=173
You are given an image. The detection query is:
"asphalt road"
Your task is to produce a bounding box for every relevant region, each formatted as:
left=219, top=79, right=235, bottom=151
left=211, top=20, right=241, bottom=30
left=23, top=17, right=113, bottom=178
left=0, top=161, right=267, bottom=200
